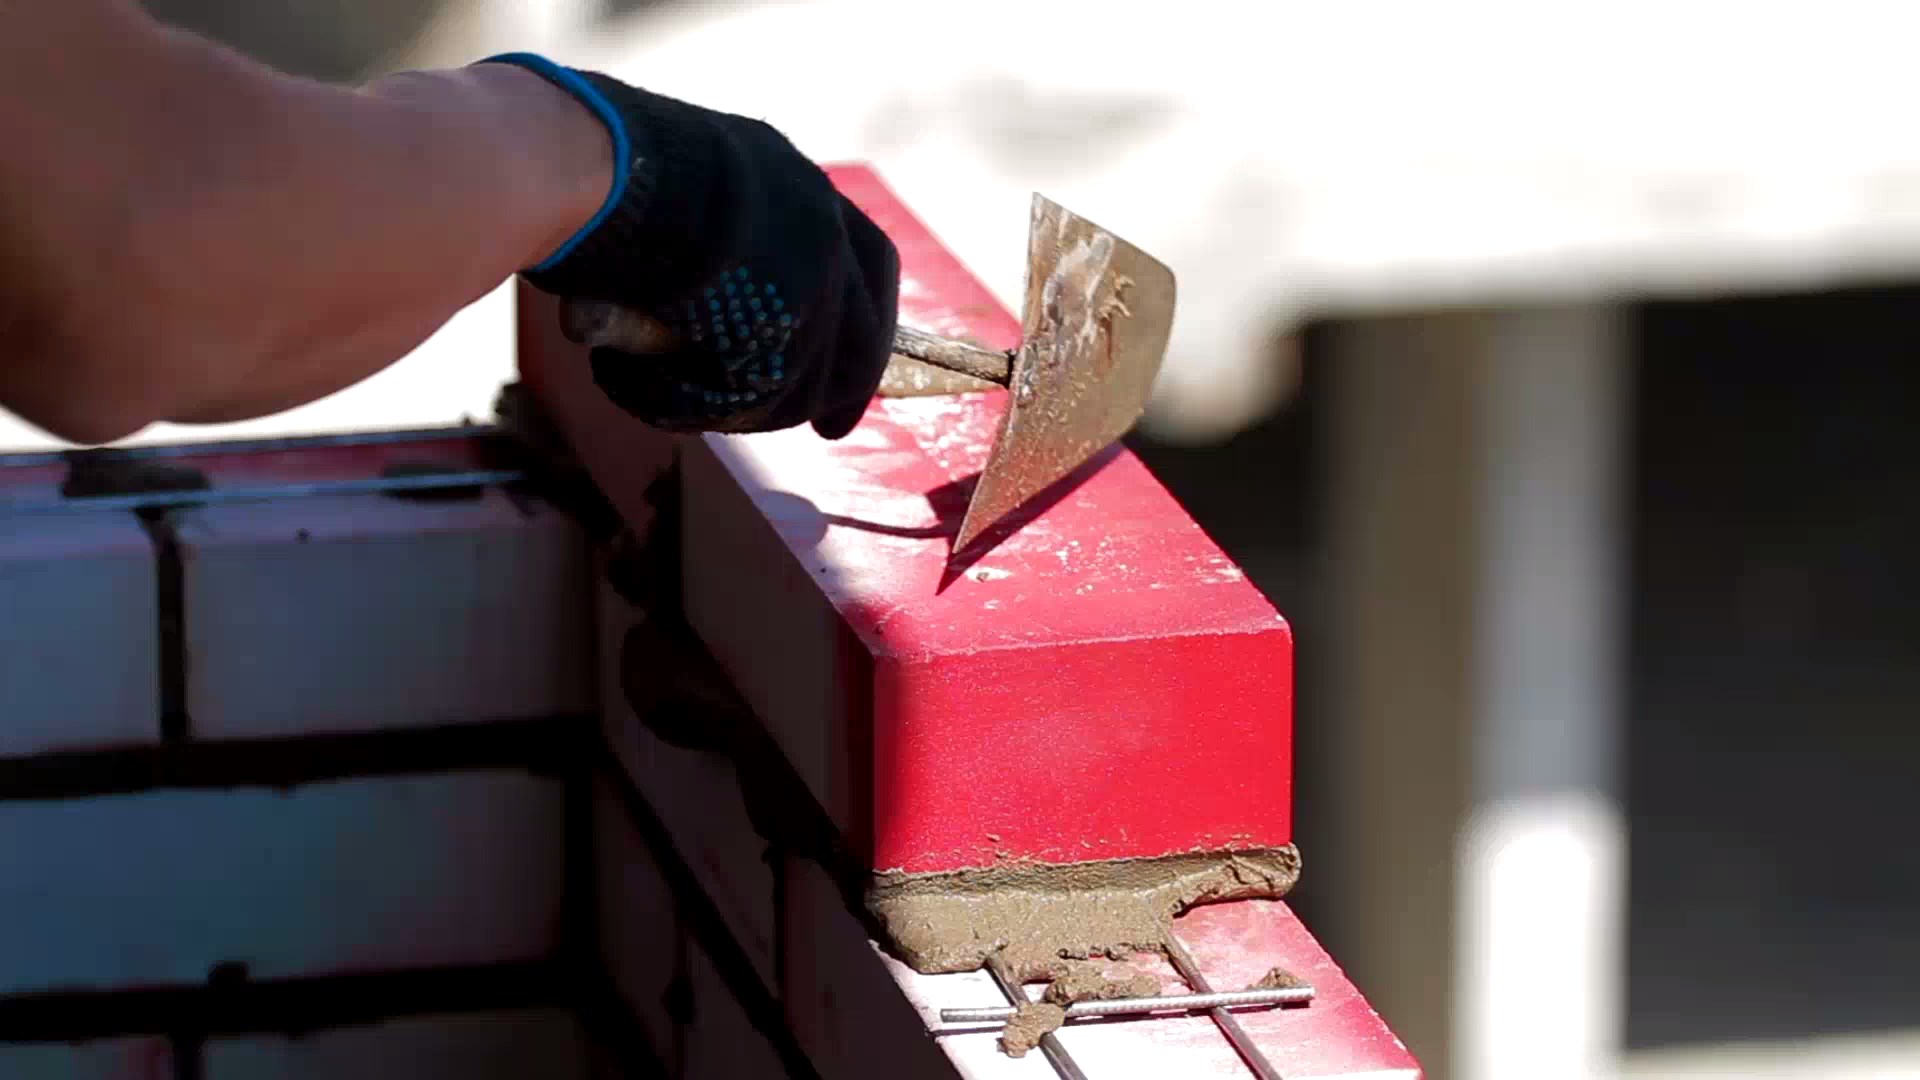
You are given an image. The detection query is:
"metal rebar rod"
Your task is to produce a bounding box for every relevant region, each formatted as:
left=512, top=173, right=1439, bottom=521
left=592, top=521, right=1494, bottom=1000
left=941, top=984, right=1315, bottom=1025
left=1165, top=933, right=1291, bottom=1080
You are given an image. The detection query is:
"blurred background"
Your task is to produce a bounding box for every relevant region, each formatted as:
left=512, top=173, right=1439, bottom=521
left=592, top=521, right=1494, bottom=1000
left=6, top=2, right=1918, bottom=1078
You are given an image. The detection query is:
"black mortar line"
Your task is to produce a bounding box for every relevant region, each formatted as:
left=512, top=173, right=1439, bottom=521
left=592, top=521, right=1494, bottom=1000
left=170, top=1030, right=203, bottom=1080
left=0, top=714, right=593, bottom=802
left=135, top=509, right=190, bottom=742
left=0, top=961, right=564, bottom=1043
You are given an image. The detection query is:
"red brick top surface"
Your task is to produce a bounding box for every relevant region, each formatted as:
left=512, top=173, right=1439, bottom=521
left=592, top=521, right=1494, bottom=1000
left=701, top=165, right=1288, bottom=662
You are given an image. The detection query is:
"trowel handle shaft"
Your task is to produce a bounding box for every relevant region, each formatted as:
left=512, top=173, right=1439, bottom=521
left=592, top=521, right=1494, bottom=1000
left=889, top=324, right=1012, bottom=385
left=558, top=299, right=1012, bottom=386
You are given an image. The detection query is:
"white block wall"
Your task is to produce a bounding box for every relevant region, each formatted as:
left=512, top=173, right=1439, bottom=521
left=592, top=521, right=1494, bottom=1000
left=593, top=774, right=681, bottom=1061
left=679, top=443, right=862, bottom=834
left=597, top=578, right=780, bottom=991
left=783, top=858, right=956, bottom=1080
left=176, top=492, right=593, bottom=740
left=0, top=512, right=159, bottom=756
left=0, top=443, right=972, bottom=1078
left=0, top=467, right=632, bottom=1068
left=596, top=571, right=963, bottom=1079
left=0, top=771, right=565, bottom=994
left=683, top=937, right=784, bottom=1080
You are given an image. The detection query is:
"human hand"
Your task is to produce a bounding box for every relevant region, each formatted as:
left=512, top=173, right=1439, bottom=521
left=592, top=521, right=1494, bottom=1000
left=487, top=54, right=899, bottom=439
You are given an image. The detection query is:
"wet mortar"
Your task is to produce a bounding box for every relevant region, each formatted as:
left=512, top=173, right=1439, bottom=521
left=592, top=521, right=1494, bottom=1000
left=866, top=846, right=1301, bottom=977
left=1042, top=959, right=1161, bottom=1004
left=999, top=1002, right=1067, bottom=1057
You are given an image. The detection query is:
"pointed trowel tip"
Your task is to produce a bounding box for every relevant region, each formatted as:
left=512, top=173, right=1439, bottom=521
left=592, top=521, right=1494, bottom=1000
left=941, top=506, right=1004, bottom=594
left=952, top=486, right=1021, bottom=558
left=951, top=512, right=991, bottom=559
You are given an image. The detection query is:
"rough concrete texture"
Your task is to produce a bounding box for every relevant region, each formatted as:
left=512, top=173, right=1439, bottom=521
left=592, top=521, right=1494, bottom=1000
left=1042, top=960, right=1160, bottom=1005
left=1249, top=965, right=1308, bottom=991
left=995, top=960, right=1165, bottom=1059
left=866, top=846, right=1299, bottom=976
left=998, top=1002, right=1066, bottom=1058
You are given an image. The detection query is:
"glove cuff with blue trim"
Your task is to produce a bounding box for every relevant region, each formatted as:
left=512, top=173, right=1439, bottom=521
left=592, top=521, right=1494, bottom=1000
left=482, top=53, right=730, bottom=299
left=473, top=53, right=900, bottom=441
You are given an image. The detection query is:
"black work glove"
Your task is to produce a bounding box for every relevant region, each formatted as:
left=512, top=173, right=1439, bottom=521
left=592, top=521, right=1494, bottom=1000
left=484, top=54, right=900, bottom=440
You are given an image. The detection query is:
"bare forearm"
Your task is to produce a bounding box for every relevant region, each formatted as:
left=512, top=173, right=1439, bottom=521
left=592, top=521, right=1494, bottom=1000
left=0, top=2, right=609, bottom=442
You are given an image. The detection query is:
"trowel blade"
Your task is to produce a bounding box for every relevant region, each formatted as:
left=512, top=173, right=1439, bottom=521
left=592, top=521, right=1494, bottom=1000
left=952, top=194, right=1176, bottom=553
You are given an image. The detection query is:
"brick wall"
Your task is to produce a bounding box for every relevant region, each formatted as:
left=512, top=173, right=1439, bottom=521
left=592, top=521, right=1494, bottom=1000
left=0, top=419, right=1419, bottom=1079
left=0, top=438, right=617, bottom=1075
left=0, top=429, right=960, bottom=1079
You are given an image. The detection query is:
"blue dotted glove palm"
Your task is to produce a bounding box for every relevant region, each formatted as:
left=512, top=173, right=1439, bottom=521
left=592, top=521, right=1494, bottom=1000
left=486, top=54, right=900, bottom=440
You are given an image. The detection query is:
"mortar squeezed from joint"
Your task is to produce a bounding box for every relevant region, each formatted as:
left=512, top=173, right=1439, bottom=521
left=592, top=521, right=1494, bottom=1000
left=998, top=1002, right=1067, bottom=1058
left=997, top=959, right=1162, bottom=1058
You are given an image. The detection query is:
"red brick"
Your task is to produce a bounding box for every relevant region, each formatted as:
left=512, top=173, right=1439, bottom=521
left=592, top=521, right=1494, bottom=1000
left=0, top=512, right=160, bottom=756
left=592, top=772, right=681, bottom=1060
left=597, top=580, right=779, bottom=991
left=204, top=1010, right=590, bottom=1079
left=175, top=491, right=592, bottom=740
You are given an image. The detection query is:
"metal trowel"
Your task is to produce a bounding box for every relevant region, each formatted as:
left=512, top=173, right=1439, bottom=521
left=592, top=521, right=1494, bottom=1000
left=558, top=193, right=1176, bottom=552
